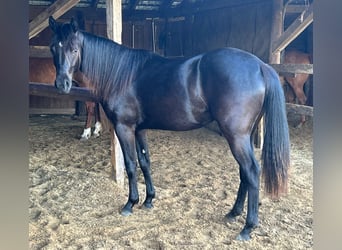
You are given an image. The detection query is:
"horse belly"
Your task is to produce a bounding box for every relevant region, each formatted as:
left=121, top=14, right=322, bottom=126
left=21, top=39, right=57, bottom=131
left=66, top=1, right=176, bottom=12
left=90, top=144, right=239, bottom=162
left=138, top=96, right=211, bottom=131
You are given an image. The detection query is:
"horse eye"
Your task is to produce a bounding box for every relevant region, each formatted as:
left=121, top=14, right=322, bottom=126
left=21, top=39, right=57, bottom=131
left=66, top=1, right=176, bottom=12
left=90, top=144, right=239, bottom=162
left=72, top=49, right=78, bottom=53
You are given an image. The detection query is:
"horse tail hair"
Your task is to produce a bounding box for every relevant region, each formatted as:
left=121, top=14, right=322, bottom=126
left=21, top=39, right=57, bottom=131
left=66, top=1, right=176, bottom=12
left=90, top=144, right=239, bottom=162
left=260, top=63, right=290, bottom=199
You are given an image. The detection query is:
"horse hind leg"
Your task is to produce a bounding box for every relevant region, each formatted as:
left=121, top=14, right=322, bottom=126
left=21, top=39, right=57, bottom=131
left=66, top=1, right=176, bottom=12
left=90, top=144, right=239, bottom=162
left=288, top=77, right=308, bottom=128
left=293, top=86, right=307, bottom=128
left=218, top=121, right=260, bottom=241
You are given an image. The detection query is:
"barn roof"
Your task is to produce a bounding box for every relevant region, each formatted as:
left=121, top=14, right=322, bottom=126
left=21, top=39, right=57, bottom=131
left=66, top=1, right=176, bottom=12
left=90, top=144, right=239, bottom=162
left=29, top=0, right=312, bottom=21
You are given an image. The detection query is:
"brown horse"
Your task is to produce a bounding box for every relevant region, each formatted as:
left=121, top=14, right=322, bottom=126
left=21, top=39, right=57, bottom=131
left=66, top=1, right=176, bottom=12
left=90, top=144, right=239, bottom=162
left=282, top=50, right=311, bottom=127
left=29, top=57, right=102, bottom=140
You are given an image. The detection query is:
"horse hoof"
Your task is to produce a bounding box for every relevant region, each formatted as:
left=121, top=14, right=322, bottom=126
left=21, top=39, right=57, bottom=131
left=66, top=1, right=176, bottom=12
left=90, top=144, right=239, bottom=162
left=296, top=123, right=303, bottom=129
left=224, top=212, right=239, bottom=223
left=142, top=202, right=153, bottom=210
left=120, top=208, right=132, bottom=217
left=236, top=233, right=251, bottom=241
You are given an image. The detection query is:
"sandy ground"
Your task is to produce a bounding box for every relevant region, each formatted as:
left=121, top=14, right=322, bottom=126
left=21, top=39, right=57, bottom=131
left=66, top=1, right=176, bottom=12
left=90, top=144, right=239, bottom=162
left=29, top=113, right=313, bottom=249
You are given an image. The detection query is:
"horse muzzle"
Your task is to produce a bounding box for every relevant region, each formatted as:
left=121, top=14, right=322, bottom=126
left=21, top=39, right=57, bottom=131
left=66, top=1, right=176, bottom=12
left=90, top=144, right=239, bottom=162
left=55, top=76, right=72, bottom=94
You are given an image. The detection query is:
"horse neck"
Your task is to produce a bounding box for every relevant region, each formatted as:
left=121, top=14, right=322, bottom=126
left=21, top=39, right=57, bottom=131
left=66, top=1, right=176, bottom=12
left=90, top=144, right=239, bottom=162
left=80, top=31, right=147, bottom=99
left=73, top=71, right=92, bottom=89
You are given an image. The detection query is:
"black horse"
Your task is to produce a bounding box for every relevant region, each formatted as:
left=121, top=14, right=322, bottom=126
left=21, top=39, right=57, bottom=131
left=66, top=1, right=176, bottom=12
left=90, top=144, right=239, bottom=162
left=49, top=17, right=290, bottom=241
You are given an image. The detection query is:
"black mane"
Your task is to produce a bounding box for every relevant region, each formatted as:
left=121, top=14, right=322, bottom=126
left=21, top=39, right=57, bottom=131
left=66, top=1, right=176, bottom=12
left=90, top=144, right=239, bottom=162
left=80, top=31, right=153, bottom=100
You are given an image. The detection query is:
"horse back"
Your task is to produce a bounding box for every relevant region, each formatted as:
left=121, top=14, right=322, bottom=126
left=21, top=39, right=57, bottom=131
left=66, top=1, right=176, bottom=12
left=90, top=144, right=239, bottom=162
left=284, top=50, right=310, bottom=64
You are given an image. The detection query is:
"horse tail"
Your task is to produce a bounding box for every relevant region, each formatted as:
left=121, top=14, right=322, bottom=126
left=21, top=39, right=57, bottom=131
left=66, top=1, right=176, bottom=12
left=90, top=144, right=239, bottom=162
left=260, top=63, right=290, bottom=199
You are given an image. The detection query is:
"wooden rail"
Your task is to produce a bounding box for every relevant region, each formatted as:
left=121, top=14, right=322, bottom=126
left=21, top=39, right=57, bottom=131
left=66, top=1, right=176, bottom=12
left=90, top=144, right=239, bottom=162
left=29, top=82, right=98, bottom=102
left=286, top=103, right=313, bottom=117
left=270, top=63, right=313, bottom=76
left=29, top=82, right=313, bottom=117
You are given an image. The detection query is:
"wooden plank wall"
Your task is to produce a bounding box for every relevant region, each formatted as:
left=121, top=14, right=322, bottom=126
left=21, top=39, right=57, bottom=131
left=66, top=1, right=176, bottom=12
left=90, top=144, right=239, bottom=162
left=162, top=1, right=273, bottom=61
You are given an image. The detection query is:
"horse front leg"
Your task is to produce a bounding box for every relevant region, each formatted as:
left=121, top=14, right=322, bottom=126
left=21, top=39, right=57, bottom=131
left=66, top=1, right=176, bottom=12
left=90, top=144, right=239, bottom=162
left=115, top=123, right=139, bottom=216
left=93, top=102, right=102, bottom=137
left=80, top=102, right=94, bottom=140
left=135, top=130, right=155, bottom=209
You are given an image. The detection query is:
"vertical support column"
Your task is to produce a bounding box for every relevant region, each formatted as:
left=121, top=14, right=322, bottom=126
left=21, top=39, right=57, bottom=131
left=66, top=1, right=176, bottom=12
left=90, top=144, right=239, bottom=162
left=256, top=0, right=284, bottom=149
left=106, top=0, right=125, bottom=189
left=75, top=11, right=87, bottom=117
left=110, top=128, right=125, bottom=188
left=266, top=0, right=284, bottom=147
left=106, top=0, right=122, bottom=43
left=269, top=0, right=284, bottom=63
left=306, top=24, right=313, bottom=106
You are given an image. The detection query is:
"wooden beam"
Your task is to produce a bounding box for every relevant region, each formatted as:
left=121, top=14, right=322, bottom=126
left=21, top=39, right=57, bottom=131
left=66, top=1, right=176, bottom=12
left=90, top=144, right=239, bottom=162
left=30, top=6, right=107, bottom=23
left=29, top=0, right=80, bottom=39
left=272, top=4, right=313, bottom=53
left=175, top=0, right=269, bottom=17
left=29, top=46, right=51, bottom=58
left=286, top=103, right=313, bottom=117
left=285, top=5, right=308, bottom=13
left=106, top=0, right=125, bottom=189
left=270, top=63, right=313, bottom=75
left=29, top=82, right=98, bottom=102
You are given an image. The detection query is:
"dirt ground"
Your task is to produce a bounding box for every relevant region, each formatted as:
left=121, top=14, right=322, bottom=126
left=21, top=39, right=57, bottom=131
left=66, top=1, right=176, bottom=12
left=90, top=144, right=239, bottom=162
left=29, top=113, right=313, bottom=250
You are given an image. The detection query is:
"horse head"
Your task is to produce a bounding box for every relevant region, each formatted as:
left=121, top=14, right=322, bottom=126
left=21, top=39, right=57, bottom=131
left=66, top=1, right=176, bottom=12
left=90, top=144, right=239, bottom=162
left=49, top=16, right=83, bottom=93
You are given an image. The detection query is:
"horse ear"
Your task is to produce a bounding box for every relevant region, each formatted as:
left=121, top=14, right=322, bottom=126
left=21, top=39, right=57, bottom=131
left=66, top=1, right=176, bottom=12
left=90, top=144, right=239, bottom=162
left=49, top=16, right=57, bottom=32
left=70, top=18, right=79, bottom=33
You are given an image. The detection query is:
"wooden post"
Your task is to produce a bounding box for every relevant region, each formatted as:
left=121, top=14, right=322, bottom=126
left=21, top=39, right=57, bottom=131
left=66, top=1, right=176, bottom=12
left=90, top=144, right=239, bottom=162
left=255, top=0, right=284, bottom=149
left=106, top=0, right=125, bottom=189
left=269, top=0, right=283, bottom=63
left=265, top=0, right=283, bottom=148
left=106, top=0, right=122, bottom=43
left=74, top=11, right=87, bottom=117
left=264, top=0, right=283, bottom=149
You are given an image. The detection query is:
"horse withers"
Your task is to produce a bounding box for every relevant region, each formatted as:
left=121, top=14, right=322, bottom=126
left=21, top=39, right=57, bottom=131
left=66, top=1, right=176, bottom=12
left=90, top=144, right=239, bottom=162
left=29, top=57, right=102, bottom=140
left=48, top=17, right=290, bottom=241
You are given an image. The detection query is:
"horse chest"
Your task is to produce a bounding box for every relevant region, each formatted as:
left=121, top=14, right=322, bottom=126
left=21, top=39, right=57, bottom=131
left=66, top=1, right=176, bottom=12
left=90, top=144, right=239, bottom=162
left=102, top=95, right=142, bottom=126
